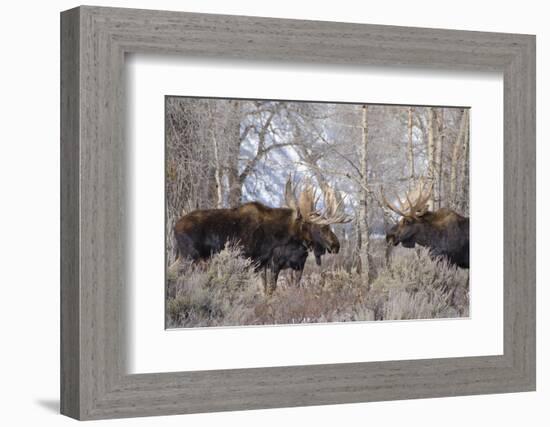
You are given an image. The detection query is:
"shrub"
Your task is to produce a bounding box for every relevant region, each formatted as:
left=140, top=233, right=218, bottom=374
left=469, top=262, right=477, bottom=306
left=166, top=244, right=263, bottom=328
left=166, top=244, right=469, bottom=328
left=369, top=247, right=469, bottom=320
left=250, top=269, right=374, bottom=325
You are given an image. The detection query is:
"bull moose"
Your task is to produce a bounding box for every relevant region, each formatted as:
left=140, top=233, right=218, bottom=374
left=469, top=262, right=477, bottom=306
left=173, top=178, right=351, bottom=294
left=268, top=180, right=350, bottom=287
left=382, top=180, right=470, bottom=268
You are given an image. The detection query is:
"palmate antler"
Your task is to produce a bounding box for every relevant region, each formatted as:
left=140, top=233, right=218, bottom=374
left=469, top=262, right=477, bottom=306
left=285, top=176, right=352, bottom=225
left=381, top=178, right=433, bottom=219
left=297, top=182, right=320, bottom=219
left=308, top=184, right=353, bottom=225
left=284, top=174, right=299, bottom=213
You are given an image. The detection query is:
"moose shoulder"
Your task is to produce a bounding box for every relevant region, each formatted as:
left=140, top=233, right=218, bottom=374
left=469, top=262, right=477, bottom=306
left=382, top=181, right=470, bottom=269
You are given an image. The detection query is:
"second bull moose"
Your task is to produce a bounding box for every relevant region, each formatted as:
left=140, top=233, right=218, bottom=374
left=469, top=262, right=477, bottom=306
left=173, top=178, right=351, bottom=294
left=382, top=179, right=470, bottom=268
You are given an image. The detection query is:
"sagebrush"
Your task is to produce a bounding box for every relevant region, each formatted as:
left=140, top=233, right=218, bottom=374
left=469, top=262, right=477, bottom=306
left=166, top=243, right=469, bottom=328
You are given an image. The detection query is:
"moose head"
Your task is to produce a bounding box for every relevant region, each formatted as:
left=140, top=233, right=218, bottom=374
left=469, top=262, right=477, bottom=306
left=381, top=179, right=470, bottom=268
left=382, top=179, right=435, bottom=248
left=284, top=177, right=352, bottom=265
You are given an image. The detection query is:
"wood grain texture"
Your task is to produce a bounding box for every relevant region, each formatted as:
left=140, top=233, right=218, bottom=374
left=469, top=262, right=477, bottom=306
left=60, top=7, right=80, bottom=419
left=60, top=6, right=536, bottom=420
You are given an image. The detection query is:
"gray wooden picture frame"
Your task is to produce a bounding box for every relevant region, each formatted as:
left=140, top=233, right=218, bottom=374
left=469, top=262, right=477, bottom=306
left=60, top=5, right=536, bottom=420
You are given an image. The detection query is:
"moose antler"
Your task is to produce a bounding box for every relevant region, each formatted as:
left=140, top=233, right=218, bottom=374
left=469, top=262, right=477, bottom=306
left=407, top=178, right=433, bottom=216
left=311, top=185, right=352, bottom=224
left=380, top=178, right=434, bottom=219
left=380, top=188, right=410, bottom=217
left=285, top=176, right=352, bottom=225
left=297, top=181, right=320, bottom=220
left=284, top=175, right=299, bottom=213
left=298, top=182, right=352, bottom=225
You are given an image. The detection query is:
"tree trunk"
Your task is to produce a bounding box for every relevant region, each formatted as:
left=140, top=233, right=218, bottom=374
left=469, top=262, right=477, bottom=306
left=357, top=105, right=371, bottom=287
left=450, top=109, right=469, bottom=209
left=459, top=110, right=470, bottom=214
left=211, top=132, right=223, bottom=208
left=205, top=167, right=219, bottom=209
left=226, top=101, right=243, bottom=207
left=353, top=211, right=362, bottom=274
left=207, top=101, right=227, bottom=208
left=226, top=169, right=241, bottom=207
left=427, top=107, right=436, bottom=210
left=435, top=109, right=444, bottom=209
left=407, top=106, right=415, bottom=190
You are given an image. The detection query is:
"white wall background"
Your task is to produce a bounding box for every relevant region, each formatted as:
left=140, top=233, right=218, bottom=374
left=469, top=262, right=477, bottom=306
left=0, top=0, right=546, bottom=425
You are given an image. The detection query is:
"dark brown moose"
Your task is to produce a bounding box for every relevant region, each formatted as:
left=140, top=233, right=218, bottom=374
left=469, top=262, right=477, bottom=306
left=173, top=178, right=351, bottom=294
left=382, top=180, right=470, bottom=269
left=268, top=179, right=351, bottom=288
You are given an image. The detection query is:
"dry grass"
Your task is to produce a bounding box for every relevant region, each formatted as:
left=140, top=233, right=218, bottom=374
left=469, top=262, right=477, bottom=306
left=166, top=243, right=469, bottom=328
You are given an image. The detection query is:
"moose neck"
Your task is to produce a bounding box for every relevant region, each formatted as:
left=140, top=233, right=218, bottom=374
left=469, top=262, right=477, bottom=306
left=414, top=216, right=466, bottom=261
left=413, top=222, right=448, bottom=252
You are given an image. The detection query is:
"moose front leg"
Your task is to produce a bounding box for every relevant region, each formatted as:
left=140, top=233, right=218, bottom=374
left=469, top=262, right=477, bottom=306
left=291, top=269, right=303, bottom=287
left=261, top=266, right=268, bottom=295
left=385, top=239, right=394, bottom=266
left=267, top=266, right=280, bottom=296
left=260, top=266, right=277, bottom=296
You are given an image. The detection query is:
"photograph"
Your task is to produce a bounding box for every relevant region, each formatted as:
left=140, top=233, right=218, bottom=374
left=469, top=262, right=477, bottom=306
left=165, top=97, right=471, bottom=328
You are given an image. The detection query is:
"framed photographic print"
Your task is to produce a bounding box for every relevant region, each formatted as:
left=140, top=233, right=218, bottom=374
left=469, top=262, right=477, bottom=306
left=61, top=5, right=536, bottom=420
left=164, top=97, right=471, bottom=329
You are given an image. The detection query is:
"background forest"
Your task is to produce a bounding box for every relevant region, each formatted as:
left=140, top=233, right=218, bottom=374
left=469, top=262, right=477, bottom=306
left=165, top=97, right=470, bottom=328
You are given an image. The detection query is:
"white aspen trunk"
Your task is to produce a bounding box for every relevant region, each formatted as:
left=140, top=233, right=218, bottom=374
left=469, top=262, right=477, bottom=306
left=459, top=110, right=470, bottom=214
left=226, top=100, right=243, bottom=207
left=357, top=105, right=370, bottom=286
left=212, top=132, right=223, bottom=208
left=450, top=109, right=469, bottom=209
left=427, top=107, right=436, bottom=210
left=206, top=102, right=225, bottom=209
left=436, top=109, right=444, bottom=209
left=407, top=106, right=415, bottom=190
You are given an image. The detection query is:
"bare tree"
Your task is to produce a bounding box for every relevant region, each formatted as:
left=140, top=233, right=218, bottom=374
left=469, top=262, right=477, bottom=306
left=450, top=109, right=469, bottom=210
left=165, top=99, right=214, bottom=262
left=235, top=106, right=277, bottom=204
left=357, top=105, right=371, bottom=285
left=207, top=103, right=224, bottom=208
left=426, top=107, right=436, bottom=210
left=225, top=100, right=245, bottom=207
left=407, top=106, right=415, bottom=189
left=458, top=111, right=470, bottom=214
left=435, top=108, right=444, bottom=208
